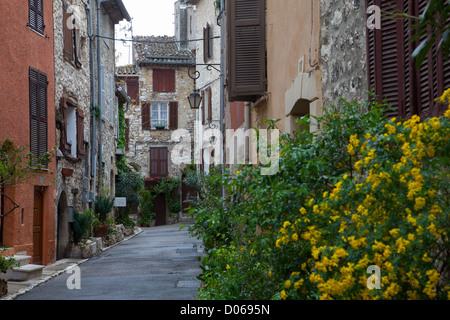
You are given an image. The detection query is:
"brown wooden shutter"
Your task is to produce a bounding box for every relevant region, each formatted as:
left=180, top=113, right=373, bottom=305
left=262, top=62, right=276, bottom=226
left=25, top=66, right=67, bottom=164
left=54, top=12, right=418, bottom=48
left=127, top=81, right=139, bottom=104
left=153, top=69, right=176, bottom=92
left=125, top=118, right=130, bottom=151
left=166, top=69, right=176, bottom=92
left=75, top=28, right=82, bottom=67
left=153, top=69, right=162, bottom=92
left=207, top=86, right=212, bottom=122
left=366, top=0, right=449, bottom=119
left=60, top=97, right=70, bottom=155
left=30, top=69, right=40, bottom=158
left=203, top=24, right=211, bottom=63
left=142, top=102, right=151, bottom=130
left=29, top=0, right=44, bottom=34
left=169, top=101, right=178, bottom=130
left=76, top=108, right=85, bottom=159
left=150, top=147, right=168, bottom=177
left=29, top=68, right=48, bottom=160
left=201, top=90, right=205, bottom=125
left=228, top=0, right=266, bottom=102
left=63, top=3, right=74, bottom=61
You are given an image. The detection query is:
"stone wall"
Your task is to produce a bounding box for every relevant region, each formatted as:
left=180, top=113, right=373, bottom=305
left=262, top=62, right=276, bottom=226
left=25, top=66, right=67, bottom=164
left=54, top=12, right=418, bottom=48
left=53, top=0, right=91, bottom=212
left=124, top=65, right=196, bottom=178
left=194, top=0, right=223, bottom=169
left=319, top=0, right=368, bottom=108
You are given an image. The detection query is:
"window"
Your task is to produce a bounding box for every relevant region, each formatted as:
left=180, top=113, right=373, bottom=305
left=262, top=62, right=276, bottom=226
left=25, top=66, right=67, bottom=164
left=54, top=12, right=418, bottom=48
left=151, top=103, right=169, bottom=129
left=149, top=147, right=168, bottom=177
left=201, top=87, right=212, bottom=124
left=63, top=2, right=82, bottom=67
left=203, top=23, right=212, bottom=63
left=142, top=101, right=178, bottom=131
left=29, top=0, right=45, bottom=35
left=366, top=0, right=450, bottom=119
left=227, top=0, right=266, bottom=102
left=29, top=67, right=48, bottom=161
left=60, top=94, right=85, bottom=160
left=126, top=81, right=139, bottom=104
left=153, top=69, right=175, bottom=92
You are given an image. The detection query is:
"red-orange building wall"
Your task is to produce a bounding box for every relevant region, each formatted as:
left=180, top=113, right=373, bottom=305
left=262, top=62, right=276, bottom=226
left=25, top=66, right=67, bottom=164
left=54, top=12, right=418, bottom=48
left=0, top=1, right=56, bottom=265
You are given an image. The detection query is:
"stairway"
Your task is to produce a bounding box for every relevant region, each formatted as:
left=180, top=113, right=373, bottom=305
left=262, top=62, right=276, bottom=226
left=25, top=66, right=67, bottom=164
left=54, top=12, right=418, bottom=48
left=3, top=253, right=44, bottom=281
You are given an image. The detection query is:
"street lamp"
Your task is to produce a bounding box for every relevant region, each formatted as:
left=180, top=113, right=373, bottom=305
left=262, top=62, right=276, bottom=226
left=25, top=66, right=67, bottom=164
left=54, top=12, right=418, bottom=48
left=188, top=90, right=202, bottom=109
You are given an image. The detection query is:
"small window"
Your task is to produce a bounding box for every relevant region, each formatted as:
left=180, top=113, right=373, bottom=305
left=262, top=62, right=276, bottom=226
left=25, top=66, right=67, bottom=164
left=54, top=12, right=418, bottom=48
left=29, top=0, right=45, bottom=35
left=66, top=105, right=78, bottom=158
left=151, top=103, right=169, bottom=130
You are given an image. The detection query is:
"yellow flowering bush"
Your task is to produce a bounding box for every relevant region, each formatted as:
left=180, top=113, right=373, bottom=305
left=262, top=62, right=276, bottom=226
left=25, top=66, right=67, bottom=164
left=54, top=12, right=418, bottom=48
left=191, top=91, right=449, bottom=300
left=277, top=101, right=450, bottom=300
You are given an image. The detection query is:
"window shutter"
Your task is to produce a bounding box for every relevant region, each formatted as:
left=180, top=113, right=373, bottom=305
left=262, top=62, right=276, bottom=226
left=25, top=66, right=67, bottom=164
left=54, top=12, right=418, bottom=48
left=75, top=28, right=82, bottom=67
left=30, top=69, right=40, bottom=158
left=207, top=86, right=212, bottom=122
left=203, top=24, right=211, bottom=63
left=166, top=69, right=176, bottom=92
left=125, top=118, right=130, bottom=151
left=169, top=101, right=178, bottom=130
left=150, top=147, right=168, bottom=177
left=29, top=68, right=48, bottom=161
left=60, top=97, right=70, bottom=155
left=228, top=0, right=266, bottom=102
left=63, top=3, right=74, bottom=61
left=366, top=0, right=449, bottom=119
left=201, top=90, right=205, bottom=125
left=142, top=102, right=151, bottom=130
left=127, top=81, right=139, bottom=104
left=153, top=69, right=162, bottom=92
left=29, top=0, right=45, bottom=34
left=76, top=108, right=85, bottom=159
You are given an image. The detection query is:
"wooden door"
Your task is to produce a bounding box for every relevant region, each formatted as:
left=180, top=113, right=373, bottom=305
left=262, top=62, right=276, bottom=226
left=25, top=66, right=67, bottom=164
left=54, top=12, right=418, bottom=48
left=33, top=188, right=43, bottom=264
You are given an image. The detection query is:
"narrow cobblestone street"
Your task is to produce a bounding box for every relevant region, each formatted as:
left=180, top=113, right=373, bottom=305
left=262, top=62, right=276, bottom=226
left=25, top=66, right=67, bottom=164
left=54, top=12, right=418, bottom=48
left=16, top=219, right=202, bottom=300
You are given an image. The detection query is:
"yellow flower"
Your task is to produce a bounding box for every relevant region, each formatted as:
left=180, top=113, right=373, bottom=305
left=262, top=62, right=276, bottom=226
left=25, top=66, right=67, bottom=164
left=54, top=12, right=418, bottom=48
left=226, top=264, right=231, bottom=270
left=280, top=290, right=288, bottom=300
left=294, top=279, right=304, bottom=290
left=414, top=197, right=426, bottom=211
left=389, top=228, right=400, bottom=238
left=299, top=207, right=307, bottom=215
left=292, top=233, right=299, bottom=241
left=445, top=108, right=450, bottom=119
left=284, top=279, right=292, bottom=289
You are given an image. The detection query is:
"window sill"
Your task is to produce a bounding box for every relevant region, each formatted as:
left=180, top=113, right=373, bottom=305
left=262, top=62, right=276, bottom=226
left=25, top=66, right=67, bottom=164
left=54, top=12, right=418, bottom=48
left=29, top=27, right=45, bottom=38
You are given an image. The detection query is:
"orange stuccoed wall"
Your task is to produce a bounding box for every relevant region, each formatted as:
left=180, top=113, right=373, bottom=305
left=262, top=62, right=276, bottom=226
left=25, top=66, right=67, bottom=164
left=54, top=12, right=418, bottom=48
left=0, top=1, right=56, bottom=265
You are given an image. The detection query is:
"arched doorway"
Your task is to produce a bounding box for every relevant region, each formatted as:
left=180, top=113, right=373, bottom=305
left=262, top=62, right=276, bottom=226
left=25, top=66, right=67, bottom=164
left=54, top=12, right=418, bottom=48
left=56, top=191, right=70, bottom=260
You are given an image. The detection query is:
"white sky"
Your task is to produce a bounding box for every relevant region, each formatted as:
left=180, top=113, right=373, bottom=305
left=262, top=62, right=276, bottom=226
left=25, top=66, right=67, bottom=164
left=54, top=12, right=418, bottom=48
left=122, top=0, right=177, bottom=37
left=116, top=0, right=177, bottom=66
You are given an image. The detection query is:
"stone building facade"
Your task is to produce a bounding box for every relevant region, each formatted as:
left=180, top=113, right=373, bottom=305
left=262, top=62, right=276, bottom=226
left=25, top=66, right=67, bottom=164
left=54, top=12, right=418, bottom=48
left=120, top=36, right=196, bottom=179
left=53, top=0, right=130, bottom=259
left=53, top=0, right=92, bottom=259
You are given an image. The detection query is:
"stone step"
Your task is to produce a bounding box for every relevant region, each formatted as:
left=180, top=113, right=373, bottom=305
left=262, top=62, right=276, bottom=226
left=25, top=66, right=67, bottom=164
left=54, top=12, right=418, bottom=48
left=3, top=264, right=45, bottom=281
left=4, top=255, right=31, bottom=267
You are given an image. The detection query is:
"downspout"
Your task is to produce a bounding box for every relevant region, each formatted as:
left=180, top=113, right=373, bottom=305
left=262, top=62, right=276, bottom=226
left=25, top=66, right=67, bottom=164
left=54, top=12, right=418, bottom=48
left=219, top=0, right=225, bottom=198
left=89, top=0, right=97, bottom=207
left=97, top=0, right=105, bottom=178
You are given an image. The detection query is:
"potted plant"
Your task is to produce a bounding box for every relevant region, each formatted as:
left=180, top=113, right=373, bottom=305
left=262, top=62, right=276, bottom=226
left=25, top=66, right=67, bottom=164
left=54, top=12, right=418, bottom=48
left=93, top=196, right=115, bottom=237
left=155, top=124, right=165, bottom=130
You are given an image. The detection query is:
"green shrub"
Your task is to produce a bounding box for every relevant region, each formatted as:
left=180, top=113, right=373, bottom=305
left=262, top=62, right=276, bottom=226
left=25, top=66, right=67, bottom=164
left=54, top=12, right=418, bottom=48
left=73, top=209, right=94, bottom=244
left=94, top=196, right=115, bottom=223
left=191, top=94, right=450, bottom=300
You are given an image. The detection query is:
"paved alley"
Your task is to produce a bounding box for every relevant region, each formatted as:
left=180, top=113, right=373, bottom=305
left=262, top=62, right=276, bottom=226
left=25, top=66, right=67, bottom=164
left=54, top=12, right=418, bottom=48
left=16, top=219, right=203, bottom=300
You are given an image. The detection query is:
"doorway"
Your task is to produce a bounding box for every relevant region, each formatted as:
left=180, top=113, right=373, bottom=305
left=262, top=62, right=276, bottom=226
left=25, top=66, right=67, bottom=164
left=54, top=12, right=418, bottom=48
left=33, top=187, right=44, bottom=264
left=57, top=191, right=70, bottom=260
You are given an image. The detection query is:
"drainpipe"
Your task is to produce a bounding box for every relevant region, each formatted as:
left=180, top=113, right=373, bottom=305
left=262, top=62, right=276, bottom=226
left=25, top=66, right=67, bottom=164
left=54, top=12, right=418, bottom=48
left=89, top=0, right=97, bottom=208
left=219, top=0, right=225, bottom=198
left=97, top=0, right=106, bottom=178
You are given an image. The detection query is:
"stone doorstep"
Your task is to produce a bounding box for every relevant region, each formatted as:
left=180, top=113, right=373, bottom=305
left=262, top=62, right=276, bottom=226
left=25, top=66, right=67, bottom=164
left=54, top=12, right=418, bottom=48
left=4, top=255, right=31, bottom=267
left=3, top=264, right=45, bottom=282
